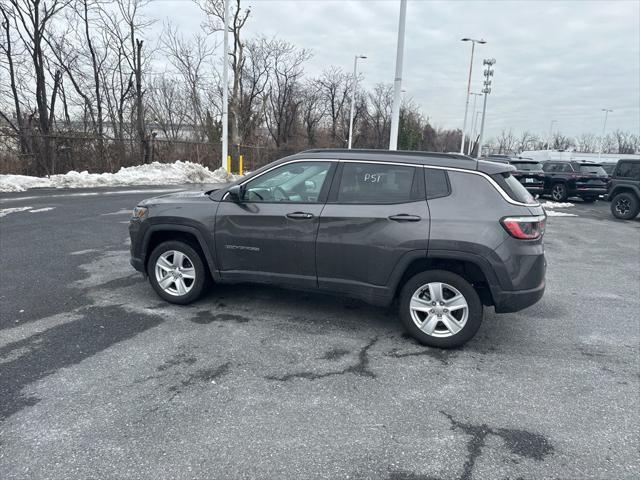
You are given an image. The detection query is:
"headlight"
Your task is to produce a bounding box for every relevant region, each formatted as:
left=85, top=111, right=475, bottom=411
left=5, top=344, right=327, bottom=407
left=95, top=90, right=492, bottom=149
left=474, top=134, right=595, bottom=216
left=132, top=206, right=148, bottom=219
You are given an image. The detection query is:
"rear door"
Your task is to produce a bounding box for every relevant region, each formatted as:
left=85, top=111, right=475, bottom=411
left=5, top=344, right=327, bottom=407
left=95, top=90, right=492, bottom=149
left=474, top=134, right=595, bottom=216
left=316, top=161, right=429, bottom=298
left=215, top=160, right=335, bottom=289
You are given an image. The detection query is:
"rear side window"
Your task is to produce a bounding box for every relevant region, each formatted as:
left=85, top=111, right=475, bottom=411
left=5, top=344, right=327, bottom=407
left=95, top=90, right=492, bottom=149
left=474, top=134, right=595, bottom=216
left=579, top=165, right=606, bottom=175
left=491, top=172, right=536, bottom=204
left=425, top=168, right=450, bottom=199
left=616, top=161, right=640, bottom=180
left=337, top=163, right=418, bottom=204
left=542, top=162, right=556, bottom=172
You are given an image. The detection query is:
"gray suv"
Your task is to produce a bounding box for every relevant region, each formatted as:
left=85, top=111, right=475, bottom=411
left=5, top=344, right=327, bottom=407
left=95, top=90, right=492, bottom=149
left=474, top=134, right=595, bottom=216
left=129, top=149, right=546, bottom=348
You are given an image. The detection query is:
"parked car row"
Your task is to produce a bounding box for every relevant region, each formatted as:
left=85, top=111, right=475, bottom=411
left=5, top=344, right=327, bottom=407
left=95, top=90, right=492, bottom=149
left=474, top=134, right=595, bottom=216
left=484, top=155, right=640, bottom=220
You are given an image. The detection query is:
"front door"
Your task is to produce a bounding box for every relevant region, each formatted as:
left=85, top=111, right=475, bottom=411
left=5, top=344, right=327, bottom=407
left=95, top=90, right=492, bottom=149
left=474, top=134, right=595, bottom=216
left=316, top=161, right=430, bottom=299
left=215, top=161, right=335, bottom=289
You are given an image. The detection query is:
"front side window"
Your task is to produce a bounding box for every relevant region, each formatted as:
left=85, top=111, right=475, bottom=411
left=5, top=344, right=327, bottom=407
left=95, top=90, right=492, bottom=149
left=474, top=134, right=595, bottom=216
left=243, top=161, right=331, bottom=203
left=337, top=163, right=417, bottom=204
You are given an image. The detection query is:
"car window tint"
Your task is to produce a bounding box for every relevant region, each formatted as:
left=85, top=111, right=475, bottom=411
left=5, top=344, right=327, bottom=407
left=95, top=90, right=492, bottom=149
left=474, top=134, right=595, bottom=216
left=616, top=162, right=640, bottom=180
left=244, top=162, right=331, bottom=203
left=337, top=163, right=416, bottom=204
left=491, top=172, right=536, bottom=204
left=425, top=168, right=450, bottom=199
left=543, top=163, right=555, bottom=172
left=578, top=165, right=607, bottom=175
left=513, top=162, right=543, bottom=171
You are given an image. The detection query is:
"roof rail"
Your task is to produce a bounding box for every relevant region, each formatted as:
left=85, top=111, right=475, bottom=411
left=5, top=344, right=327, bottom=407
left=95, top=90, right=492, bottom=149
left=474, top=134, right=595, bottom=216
left=299, top=148, right=474, bottom=161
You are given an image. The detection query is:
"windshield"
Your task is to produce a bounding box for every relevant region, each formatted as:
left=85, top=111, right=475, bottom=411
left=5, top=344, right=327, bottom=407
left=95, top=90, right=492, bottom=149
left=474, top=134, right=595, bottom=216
left=512, top=162, right=543, bottom=171
left=579, top=165, right=606, bottom=175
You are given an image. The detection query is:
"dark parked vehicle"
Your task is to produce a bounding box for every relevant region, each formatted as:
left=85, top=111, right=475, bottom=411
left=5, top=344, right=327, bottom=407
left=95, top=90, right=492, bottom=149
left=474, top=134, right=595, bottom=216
left=541, top=161, right=609, bottom=202
left=129, top=149, right=546, bottom=348
left=601, top=162, right=618, bottom=177
left=608, top=159, right=640, bottom=219
left=510, top=159, right=545, bottom=195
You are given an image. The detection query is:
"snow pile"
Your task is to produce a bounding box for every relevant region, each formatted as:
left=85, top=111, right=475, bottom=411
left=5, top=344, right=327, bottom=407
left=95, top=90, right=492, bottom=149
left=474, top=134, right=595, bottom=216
left=0, top=161, right=235, bottom=193
left=540, top=201, right=575, bottom=209
left=546, top=210, right=578, bottom=217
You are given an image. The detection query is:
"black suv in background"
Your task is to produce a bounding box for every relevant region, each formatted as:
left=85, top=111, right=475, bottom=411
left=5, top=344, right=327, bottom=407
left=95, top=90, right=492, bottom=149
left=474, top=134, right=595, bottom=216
left=510, top=159, right=545, bottom=195
left=129, top=149, right=546, bottom=348
left=608, top=159, right=640, bottom=219
left=541, top=161, right=609, bottom=202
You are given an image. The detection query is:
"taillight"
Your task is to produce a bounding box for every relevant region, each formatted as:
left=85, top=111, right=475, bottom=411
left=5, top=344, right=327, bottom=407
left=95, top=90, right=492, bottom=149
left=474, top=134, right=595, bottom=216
left=501, top=215, right=546, bottom=240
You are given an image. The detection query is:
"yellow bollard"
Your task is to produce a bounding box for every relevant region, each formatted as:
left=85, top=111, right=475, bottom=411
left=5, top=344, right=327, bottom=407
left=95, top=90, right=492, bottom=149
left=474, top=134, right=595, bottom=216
left=226, top=155, right=231, bottom=173
left=239, top=155, right=244, bottom=175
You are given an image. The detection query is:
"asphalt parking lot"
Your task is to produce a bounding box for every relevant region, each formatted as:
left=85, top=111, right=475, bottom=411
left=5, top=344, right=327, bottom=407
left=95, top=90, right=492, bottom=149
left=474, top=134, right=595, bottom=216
left=1, top=187, right=639, bottom=480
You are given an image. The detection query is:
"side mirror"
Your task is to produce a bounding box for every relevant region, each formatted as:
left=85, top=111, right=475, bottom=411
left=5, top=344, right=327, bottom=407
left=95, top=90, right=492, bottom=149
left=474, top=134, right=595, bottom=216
left=227, top=184, right=244, bottom=202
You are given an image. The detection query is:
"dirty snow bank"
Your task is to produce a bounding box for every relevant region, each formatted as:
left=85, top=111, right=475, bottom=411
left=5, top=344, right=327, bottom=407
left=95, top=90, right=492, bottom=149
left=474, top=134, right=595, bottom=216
left=540, top=201, right=575, bottom=209
left=0, top=161, right=235, bottom=193
left=546, top=210, right=578, bottom=217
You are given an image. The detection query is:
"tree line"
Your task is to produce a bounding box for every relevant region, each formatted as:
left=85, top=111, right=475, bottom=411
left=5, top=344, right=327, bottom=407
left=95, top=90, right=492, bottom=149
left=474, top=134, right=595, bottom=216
left=1, top=0, right=638, bottom=176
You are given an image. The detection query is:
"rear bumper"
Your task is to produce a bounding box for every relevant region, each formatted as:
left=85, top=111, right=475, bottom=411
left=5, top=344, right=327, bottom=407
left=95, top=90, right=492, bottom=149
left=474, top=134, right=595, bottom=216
left=575, top=186, right=607, bottom=197
left=493, top=280, right=545, bottom=313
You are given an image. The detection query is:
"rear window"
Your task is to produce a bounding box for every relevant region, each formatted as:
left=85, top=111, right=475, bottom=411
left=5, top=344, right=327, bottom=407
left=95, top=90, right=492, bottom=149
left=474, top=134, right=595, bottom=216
left=512, top=162, right=543, bottom=171
left=615, top=161, right=640, bottom=180
left=491, top=172, right=536, bottom=204
left=579, top=165, right=606, bottom=175
left=425, top=168, right=450, bottom=199
left=336, top=163, right=419, bottom=204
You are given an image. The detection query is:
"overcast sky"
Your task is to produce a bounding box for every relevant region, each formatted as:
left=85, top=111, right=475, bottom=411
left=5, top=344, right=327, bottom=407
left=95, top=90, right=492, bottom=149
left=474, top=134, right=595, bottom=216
left=149, top=0, right=640, bottom=139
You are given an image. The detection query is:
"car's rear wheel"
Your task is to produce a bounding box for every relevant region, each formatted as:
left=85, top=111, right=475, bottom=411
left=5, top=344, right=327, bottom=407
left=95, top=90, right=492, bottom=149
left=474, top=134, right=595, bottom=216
left=551, top=183, right=568, bottom=202
left=147, top=240, right=208, bottom=304
left=399, top=270, right=483, bottom=348
left=610, top=192, right=640, bottom=220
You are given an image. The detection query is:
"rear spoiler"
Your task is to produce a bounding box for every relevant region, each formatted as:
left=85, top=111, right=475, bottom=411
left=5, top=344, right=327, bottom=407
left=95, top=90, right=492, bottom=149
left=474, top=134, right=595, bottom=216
left=476, top=159, right=516, bottom=175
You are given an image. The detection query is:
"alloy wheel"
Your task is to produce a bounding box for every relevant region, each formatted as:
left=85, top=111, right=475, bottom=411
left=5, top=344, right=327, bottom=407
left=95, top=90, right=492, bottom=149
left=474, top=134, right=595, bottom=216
left=409, top=282, right=469, bottom=338
left=615, top=198, right=631, bottom=216
left=552, top=185, right=564, bottom=201
left=154, top=250, right=196, bottom=296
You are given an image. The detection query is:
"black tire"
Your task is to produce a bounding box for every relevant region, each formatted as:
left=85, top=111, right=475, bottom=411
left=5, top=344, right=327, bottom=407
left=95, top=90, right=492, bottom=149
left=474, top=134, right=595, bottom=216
left=581, top=196, right=597, bottom=203
left=610, top=192, right=640, bottom=220
left=147, top=240, right=209, bottom=304
left=551, top=183, right=568, bottom=202
left=399, top=270, right=483, bottom=349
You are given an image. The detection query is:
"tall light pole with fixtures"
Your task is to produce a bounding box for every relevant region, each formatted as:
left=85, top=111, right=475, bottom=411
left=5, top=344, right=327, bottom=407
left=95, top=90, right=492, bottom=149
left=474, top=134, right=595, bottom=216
left=476, top=58, right=496, bottom=159
left=389, top=0, right=407, bottom=150
left=466, top=92, right=482, bottom=155
left=460, top=38, right=487, bottom=154
left=221, top=0, right=230, bottom=170
left=547, top=120, right=557, bottom=150
left=348, top=55, right=367, bottom=149
left=598, top=108, right=613, bottom=159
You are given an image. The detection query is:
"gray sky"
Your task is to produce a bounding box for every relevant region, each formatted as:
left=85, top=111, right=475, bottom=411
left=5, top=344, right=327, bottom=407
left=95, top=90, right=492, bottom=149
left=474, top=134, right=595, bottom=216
left=149, top=0, right=640, bottom=139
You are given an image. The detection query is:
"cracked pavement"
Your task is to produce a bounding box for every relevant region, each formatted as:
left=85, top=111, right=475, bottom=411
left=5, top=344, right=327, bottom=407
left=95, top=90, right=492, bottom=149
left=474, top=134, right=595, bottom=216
left=1, top=187, right=639, bottom=479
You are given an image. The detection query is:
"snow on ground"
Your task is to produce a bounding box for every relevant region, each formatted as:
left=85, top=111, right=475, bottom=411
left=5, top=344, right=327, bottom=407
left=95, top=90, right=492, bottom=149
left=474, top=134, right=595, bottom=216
left=546, top=210, right=578, bottom=217
left=29, top=207, right=56, bottom=213
left=540, top=201, right=575, bottom=209
left=0, top=161, right=235, bottom=193
left=0, top=207, right=33, bottom=217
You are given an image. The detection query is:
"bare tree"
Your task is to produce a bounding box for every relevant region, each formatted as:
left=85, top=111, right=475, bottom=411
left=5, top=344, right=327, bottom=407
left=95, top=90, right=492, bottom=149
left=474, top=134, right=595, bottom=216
left=516, top=130, right=537, bottom=153
left=300, top=79, right=324, bottom=146
left=316, top=66, right=351, bottom=144
left=496, top=128, right=517, bottom=154
left=575, top=133, right=597, bottom=153
left=551, top=131, right=574, bottom=151
left=263, top=40, right=310, bottom=147
left=360, top=83, right=393, bottom=149
left=147, top=75, right=188, bottom=141
left=198, top=0, right=250, bottom=145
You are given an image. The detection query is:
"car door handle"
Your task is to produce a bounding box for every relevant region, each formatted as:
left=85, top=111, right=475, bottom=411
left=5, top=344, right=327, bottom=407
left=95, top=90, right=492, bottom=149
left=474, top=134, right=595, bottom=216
left=388, top=214, right=422, bottom=222
left=286, top=212, right=314, bottom=219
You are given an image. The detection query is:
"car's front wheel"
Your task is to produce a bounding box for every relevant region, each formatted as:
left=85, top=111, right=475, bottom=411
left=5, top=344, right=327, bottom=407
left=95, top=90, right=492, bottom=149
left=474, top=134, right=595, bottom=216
left=147, top=240, right=209, bottom=304
left=551, top=183, right=568, bottom=202
left=399, top=270, right=483, bottom=348
left=610, top=192, right=640, bottom=220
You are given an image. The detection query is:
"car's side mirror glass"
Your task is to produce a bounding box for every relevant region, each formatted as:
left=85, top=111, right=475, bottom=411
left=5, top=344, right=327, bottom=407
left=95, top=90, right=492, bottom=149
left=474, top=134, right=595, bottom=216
left=227, top=184, right=244, bottom=202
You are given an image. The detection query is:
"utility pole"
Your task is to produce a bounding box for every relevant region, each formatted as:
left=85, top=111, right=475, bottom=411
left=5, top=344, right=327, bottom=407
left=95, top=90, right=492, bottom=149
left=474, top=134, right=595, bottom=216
left=348, top=55, right=367, bottom=149
left=459, top=38, right=486, bottom=153
left=547, top=120, right=557, bottom=150
left=476, top=58, right=496, bottom=159
left=389, top=0, right=407, bottom=151
left=598, top=108, right=613, bottom=160
left=221, top=0, right=230, bottom=170
left=466, top=93, right=482, bottom=155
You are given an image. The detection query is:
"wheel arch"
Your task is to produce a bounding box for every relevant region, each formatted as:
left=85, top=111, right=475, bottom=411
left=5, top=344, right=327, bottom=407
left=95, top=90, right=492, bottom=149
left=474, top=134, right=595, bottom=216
left=143, top=225, right=219, bottom=281
left=392, top=251, right=498, bottom=307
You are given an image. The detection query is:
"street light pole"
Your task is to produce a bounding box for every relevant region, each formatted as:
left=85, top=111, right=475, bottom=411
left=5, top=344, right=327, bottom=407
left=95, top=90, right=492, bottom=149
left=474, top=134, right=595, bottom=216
left=476, top=58, right=496, bottom=159
left=598, top=108, right=613, bottom=160
left=547, top=120, right=557, bottom=150
left=221, top=0, right=230, bottom=170
left=389, top=0, right=407, bottom=151
left=466, top=92, right=482, bottom=155
left=460, top=38, right=486, bottom=154
left=348, top=55, right=367, bottom=149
